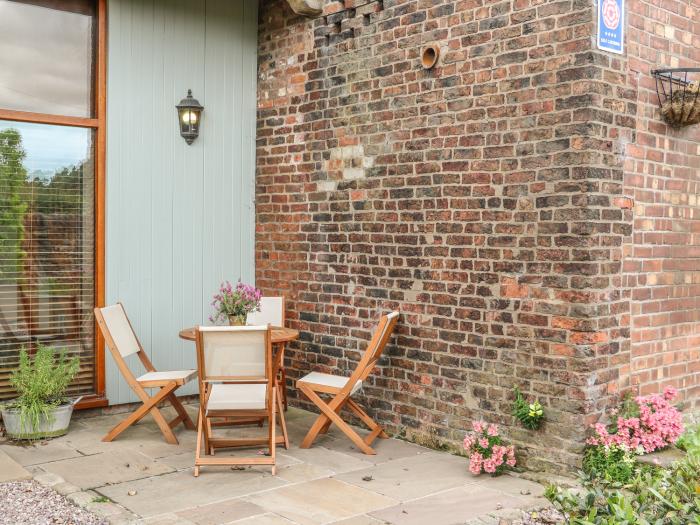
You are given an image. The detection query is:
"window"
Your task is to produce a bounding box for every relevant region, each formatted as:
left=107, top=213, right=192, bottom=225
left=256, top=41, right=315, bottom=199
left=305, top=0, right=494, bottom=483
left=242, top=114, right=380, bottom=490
left=0, top=0, right=105, bottom=404
left=0, top=0, right=95, bottom=117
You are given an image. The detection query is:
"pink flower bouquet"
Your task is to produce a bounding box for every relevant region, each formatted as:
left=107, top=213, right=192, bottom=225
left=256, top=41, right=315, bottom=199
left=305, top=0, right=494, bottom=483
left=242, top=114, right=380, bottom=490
left=587, top=386, right=684, bottom=454
left=210, top=280, right=262, bottom=325
left=463, top=421, right=516, bottom=476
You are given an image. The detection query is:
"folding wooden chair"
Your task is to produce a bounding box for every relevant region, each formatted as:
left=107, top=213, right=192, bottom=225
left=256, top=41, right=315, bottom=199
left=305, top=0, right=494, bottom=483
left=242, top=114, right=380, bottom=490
left=297, top=311, right=399, bottom=455
left=247, top=296, right=288, bottom=409
left=94, top=304, right=196, bottom=445
left=193, top=325, right=288, bottom=477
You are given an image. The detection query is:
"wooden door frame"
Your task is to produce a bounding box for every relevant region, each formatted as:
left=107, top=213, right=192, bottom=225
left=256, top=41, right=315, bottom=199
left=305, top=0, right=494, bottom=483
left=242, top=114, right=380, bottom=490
left=0, top=0, right=108, bottom=409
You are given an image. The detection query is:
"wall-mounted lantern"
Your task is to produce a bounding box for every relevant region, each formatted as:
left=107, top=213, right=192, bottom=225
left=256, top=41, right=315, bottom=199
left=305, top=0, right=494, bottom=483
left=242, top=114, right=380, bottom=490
left=176, top=89, right=204, bottom=145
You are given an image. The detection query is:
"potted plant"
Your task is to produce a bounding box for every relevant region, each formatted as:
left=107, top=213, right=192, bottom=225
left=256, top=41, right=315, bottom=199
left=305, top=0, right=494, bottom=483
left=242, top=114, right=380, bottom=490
left=210, top=280, right=262, bottom=326
left=1, top=345, right=80, bottom=440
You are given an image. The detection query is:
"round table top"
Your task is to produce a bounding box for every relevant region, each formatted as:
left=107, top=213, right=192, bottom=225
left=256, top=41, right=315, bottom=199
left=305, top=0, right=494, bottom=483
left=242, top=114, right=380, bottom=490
left=178, top=326, right=299, bottom=344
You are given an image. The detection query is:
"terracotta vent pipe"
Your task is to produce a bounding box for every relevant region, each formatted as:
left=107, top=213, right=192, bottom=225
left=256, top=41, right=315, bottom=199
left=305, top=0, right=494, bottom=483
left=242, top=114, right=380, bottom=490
left=421, top=43, right=440, bottom=70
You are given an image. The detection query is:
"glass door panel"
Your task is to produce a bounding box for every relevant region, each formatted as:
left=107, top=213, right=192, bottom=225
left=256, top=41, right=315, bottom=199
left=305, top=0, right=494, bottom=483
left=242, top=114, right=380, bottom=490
left=0, top=120, right=95, bottom=398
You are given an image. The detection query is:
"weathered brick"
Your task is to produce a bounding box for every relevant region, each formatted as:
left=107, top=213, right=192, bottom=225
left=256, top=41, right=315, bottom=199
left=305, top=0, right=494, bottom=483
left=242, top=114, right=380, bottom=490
left=255, top=0, right=698, bottom=474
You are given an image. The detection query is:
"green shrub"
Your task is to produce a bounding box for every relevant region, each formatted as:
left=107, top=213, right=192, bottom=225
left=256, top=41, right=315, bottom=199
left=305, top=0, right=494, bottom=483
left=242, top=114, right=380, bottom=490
left=546, top=454, right=700, bottom=524
left=4, top=345, right=79, bottom=432
left=677, top=424, right=700, bottom=457
left=582, top=444, right=637, bottom=484
left=512, top=386, right=544, bottom=430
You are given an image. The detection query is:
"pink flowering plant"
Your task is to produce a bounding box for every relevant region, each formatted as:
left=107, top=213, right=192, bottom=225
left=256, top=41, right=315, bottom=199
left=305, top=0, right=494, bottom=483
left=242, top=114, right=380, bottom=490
left=587, top=386, right=684, bottom=454
left=463, top=421, right=516, bottom=476
left=210, top=280, right=262, bottom=325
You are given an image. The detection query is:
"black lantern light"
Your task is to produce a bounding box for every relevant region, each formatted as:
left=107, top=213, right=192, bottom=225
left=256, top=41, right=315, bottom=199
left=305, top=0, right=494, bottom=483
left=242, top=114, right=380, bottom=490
left=176, top=89, right=204, bottom=145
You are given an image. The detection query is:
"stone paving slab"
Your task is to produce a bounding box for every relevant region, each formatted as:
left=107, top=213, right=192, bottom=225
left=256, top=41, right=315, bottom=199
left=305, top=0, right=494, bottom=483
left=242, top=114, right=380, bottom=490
left=175, top=497, right=265, bottom=524
left=37, top=448, right=175, bottom=489
left=0, top=405, right=550, bottom=524
left=245, top=478, right=397, bottom=525
left=231, top=514, right=297, bottom=525
left=321, top=435, right=429, bottom=466
left=369, top=485, right=532, bottom=525
left=97, top=469, right=287, bottom=517
left=1, top=439, right=84, bottom=466
left=281, top=445, right=374, bottom=475
left=140, top=513, right=197, bottom=525
left=331, top=515, right=386, bottom=525
left=274, top=460, right=334, bottom=483
left=336, top=451, right=473, bottom=501
left=0, top=449, right=31, bottom=482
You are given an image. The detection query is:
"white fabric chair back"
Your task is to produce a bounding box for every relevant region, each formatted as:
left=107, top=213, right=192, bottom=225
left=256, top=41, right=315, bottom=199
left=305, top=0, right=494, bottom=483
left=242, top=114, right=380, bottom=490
left=370, top=311, right=399, bottom=361
left=98, top=304, right=140, bottom=357
left=198, top=326, right=269, bottom=381
left=247, top=296, right=284, bottom=327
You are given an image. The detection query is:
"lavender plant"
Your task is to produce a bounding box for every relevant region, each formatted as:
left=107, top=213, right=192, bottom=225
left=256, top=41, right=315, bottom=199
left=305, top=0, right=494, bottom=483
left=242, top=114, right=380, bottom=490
left=210, top=280, right=262, bottom=325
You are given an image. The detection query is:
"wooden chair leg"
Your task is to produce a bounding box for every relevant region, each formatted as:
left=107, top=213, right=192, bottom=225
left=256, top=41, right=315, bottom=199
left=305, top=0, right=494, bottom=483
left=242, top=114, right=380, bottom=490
left=300, top=387, right=375, bottom=454
left=102, top=383, right=175, bottom=443
left=275, top=384, right=289, bottom=449
left=147, top=383, right=180, bottom=445
left=203, top=413, right=213, bottom=456
left=346, top=398, right=388, bottom=439
left=298, top=385, right=332, bottom=448
left=194, top=408, right=203, bottom=477
left=168, top=393, right=196, bottom=430
left=280, top=368, right=288, bottom=411
left=269, top=388, right=277, bottom=476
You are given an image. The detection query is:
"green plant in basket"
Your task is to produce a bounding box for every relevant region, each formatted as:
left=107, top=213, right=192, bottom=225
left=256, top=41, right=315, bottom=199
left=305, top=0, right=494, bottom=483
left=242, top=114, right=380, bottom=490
left=512, top=386, right=545, bottom=430
left=2, top=345, right=79, bottom=438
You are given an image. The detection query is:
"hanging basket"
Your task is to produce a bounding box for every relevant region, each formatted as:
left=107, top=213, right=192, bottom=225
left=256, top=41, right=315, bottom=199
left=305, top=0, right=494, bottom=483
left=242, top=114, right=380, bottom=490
left=651, top=68, right=700, bottom=128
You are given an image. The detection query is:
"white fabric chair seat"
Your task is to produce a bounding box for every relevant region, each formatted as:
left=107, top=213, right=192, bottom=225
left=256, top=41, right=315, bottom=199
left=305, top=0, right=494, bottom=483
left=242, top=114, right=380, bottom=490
left=297, top=371, right=362, bottom=395
left=206, top=383, right=267, bottom=412
left=137, top=370, right=196, bottom=384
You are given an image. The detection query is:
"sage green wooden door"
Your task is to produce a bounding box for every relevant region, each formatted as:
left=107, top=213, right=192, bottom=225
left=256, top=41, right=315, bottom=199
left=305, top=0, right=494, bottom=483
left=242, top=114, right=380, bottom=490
left=105, top=0, right=257, bottom=403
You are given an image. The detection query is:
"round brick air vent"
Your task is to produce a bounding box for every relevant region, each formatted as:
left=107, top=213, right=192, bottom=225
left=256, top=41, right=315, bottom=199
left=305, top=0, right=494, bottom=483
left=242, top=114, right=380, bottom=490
left=421, top=44, right=440, bottom=70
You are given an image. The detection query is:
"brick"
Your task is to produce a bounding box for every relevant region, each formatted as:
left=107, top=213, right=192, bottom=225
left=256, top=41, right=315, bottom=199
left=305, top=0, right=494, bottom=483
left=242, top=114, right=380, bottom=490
left=255, top=0, right=699, bottom=475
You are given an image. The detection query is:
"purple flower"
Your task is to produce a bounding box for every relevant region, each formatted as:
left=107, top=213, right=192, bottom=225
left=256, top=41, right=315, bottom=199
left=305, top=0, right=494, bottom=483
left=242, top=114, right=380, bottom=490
left=209, top=279, right=263, bottom=324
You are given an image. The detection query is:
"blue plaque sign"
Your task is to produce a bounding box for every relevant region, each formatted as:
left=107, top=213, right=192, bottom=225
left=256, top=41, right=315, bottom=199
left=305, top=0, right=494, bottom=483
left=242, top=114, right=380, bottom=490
left=597, top=0, right=624, bottom=54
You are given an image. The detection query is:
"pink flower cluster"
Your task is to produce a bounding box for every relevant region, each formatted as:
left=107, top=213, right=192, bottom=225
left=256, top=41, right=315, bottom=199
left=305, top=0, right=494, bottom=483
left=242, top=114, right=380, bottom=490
left=463, top=421, right=516, bottom=476
left=587, top=386, right=684, bottom=454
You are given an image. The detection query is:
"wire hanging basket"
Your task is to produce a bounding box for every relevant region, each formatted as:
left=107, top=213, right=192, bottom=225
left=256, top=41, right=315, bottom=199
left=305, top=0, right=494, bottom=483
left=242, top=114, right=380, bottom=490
left=651, top=68, right=700, bottom=128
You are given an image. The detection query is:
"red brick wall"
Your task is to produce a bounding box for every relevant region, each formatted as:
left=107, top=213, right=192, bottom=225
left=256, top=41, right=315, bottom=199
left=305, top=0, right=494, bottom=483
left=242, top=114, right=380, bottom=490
left=619, top=0, right=700, bottom=408
left=256, top=0, right=697, bottom=471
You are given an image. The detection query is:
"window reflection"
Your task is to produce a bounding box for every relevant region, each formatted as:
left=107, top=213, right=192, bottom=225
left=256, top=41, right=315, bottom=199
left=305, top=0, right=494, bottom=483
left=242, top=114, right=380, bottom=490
left=0, top=120, right=95, bottom=397
left=0, top=0, right=94, bottom=117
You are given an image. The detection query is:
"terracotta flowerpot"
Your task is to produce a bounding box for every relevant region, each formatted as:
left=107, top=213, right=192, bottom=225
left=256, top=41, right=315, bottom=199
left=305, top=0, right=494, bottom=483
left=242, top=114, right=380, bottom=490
left=228, top=314, right=247, bottom=326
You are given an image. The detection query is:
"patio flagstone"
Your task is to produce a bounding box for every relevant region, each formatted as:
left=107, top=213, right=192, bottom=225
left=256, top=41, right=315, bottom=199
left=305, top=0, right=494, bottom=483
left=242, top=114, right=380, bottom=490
left=0, top=449, right=31, bottom=482
left=245, top=478, right=397, bottom=525
left=174, top=498, right=266, bottom=524
left=1, top=440, right=84, bottom=466
left=280, top=445, right=374, bottom=474
left=369, top=485, right=533, bottom=525
left=96, top=469, right=287, bottom=517
left=0, top=405, right=550, bottom=524
left=231, top=514, right=297, bottom=525
left=274, top=460, right=335, bottom=483
left=36, top=449, right=175, bottom=490
left=331, top=516, right=386, bottom=525
left=335, top=450, right=476, bottom=501
left=319, top=434, right=428, bottom=465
